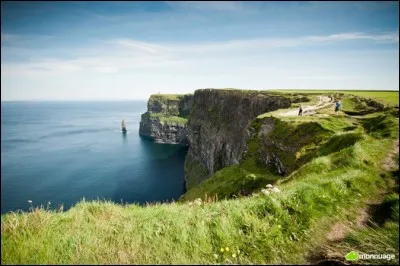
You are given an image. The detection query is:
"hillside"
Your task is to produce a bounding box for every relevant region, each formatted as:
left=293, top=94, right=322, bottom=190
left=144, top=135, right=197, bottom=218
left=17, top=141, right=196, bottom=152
left=1, top=90, right=399, bottom=265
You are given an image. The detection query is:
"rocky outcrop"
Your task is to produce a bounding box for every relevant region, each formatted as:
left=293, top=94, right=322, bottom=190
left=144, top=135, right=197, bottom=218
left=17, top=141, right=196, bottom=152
left=146, top=94, right=192, bottom=117
left=139, top=113, right=189, bottom=145
left=342, top=95, right=385, bottom=116
left=185, top=89, right=292, bottom=188
left=139, top=94, right=193, bottom=145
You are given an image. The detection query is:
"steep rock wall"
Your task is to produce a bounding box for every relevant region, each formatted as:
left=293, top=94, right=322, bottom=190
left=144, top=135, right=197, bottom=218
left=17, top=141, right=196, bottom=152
left=185, top=89, right=292, bottom=188
left=139, top=94, right=193, bottom=145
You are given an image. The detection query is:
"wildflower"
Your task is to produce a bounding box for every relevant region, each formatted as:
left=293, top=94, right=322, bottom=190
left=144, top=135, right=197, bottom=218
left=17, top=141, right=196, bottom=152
left=247, top=174, right=256, bottom=180
left=48, top=201, right=51, bottom=205
left=225, top=247, right=229, bottom=251
left=266, top=184, right=273, bottom=188
left=28, top=200, right=32, bottom=203
left=278, top=225, right=282, bottom=229
left=272, top=187, right=280, bottom=193
left=232, top=253, right=236, bottom=258
left=220, top=247, right=225, bottom=252
left=194, top=198, right=202, bottom=206
left=261, top=189, right=270, bottom=195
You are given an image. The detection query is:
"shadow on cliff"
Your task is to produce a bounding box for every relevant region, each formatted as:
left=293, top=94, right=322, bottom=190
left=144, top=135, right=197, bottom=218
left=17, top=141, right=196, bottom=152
left=111, top=139, right=188, bottom=206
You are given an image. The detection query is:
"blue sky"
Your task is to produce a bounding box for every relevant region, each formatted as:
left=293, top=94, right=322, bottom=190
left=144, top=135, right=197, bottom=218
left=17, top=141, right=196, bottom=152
left=1, top=1, right=399, bottom=100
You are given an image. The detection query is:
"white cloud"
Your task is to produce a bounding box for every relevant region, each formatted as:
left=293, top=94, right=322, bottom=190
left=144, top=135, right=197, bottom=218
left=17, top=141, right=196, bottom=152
left=110, top=39, right=165, bottom=54
left=306, top=32, right=399, bottom=43
left=1, top=32, right=56, bottom=46
left=287, top=76, right=369, bottom=80
left=1, top=31, right=399, bottom=100
left=1, top=33, right=20, bottom=43
left=1, top=31, right=398, bottom=77
left=165, top=1, right=247, bottom=12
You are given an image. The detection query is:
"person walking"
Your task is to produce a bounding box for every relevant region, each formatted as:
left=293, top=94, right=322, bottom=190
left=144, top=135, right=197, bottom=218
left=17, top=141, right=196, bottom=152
left=335, top=99, right=342, bottom=115
left=298, top=105, right=303, bottom=116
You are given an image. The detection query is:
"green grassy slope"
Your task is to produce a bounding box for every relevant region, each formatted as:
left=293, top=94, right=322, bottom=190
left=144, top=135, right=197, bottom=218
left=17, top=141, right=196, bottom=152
left=149, top=112, right=188, bottom=125
left=1, top=134, right=396, bottom=264
left=148, top=94, right=190, bottom=101
left=272, top=90, right=399, bottom=106
left=2, top=92, right=399, bottom=265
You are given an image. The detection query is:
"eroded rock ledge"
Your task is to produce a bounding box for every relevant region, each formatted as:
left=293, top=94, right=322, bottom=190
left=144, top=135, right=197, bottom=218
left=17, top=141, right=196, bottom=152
left=184, top=89, right=292, bottom=188
left=139, top=94, right=193, bottom=145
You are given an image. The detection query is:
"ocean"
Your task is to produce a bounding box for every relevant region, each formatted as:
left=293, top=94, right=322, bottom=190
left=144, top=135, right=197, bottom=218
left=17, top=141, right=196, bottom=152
left=1, top=101, right=187, bottom=214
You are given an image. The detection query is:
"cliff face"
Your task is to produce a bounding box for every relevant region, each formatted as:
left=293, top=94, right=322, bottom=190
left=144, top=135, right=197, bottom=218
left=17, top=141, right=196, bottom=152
left=146, top=94, right=192, bottom=117
left=185, top=89, right=292, bottom=188
left=139, top=94, right=193, bottom=145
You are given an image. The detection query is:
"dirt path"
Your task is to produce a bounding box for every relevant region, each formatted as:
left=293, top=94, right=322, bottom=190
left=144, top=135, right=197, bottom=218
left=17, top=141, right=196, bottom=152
left=308, top=138, right=399, bottom=265
left=281, top=95, right=335, bottom=117
left=382, top=140, right=399, bottom=172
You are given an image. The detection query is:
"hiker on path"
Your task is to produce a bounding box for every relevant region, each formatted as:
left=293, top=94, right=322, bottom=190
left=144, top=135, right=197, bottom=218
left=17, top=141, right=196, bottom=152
left=298, top=105, right=303, bottom=116
left=335, top=99, right=342, bottom=115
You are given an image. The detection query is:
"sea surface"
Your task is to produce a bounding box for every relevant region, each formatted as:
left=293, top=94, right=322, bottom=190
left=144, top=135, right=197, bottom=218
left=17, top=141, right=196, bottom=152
left=1, top=101, right=187, bottom=214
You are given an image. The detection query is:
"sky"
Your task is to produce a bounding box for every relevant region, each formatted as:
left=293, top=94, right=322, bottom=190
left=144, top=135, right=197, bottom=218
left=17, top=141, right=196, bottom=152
left=1, top=1, right=399, bottom=101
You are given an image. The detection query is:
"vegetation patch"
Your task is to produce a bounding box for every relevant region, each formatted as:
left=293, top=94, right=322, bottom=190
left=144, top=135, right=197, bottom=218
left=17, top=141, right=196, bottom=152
left=273, top=90, right=399, bottom=106
left=149, top=112, right=188, bottom=125
left=184, top=153, right=209, bottom=189
left=182, top=113, right=367, bottom=203
left=149, top=94, right=187, bottom=101
left=2, top=90, right=399, bottom=265
left=2, top=135, right=396, bottom=265
left=361, top=114, right=399, bottom=139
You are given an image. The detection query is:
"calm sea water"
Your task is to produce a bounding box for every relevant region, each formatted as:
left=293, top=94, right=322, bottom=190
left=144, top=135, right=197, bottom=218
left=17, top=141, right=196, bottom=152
left=1, top=101, right=187, bottom=214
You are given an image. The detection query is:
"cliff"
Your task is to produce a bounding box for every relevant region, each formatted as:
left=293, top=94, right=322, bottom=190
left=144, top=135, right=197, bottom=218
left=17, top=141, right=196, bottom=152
left=139, top=94, right=193, bottom=145
left=184, top=89, right=292, bottom=188
left=3, top=90, right=399, bottom=265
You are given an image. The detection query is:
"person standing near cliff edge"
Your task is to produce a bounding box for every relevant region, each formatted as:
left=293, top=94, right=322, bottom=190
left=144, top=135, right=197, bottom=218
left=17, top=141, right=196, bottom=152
left=298, top=105, right=303, bottom=116
left=335, top=99, right=342, bottom=115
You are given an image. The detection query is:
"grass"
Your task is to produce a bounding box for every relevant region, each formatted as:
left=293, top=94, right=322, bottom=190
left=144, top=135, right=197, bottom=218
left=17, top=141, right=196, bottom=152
left=181, top=109, right=398, bottom=204
left=146, top=94, right=193, bottom=119
left=2, top=91, right=399, bottom=265
left=184, top=153, right=209, bottom=189
left=361, top=114, right=399, bottom=139
left=179, top=164, right=279, bottom=202
left=149, top=94, right=189, bottom=101
left=272, top=90, right=399, bottom=106
left=2, top=133, right=397, bottom=264
left=315, top=170, right=399, bottom=265
left=194, top=88, right=304, bottom=102
left=149, top=112, right=188, bottom=125
left=180, top=116, right=337, bottom=202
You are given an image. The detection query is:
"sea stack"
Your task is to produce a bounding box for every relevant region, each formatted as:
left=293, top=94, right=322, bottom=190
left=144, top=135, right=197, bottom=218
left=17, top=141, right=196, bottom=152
left=122, top=119, right=127, bottom=133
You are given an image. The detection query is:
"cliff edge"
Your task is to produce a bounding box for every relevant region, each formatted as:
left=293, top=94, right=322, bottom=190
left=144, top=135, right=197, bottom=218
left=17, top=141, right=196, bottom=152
left=139, top=94, right=193, bottom=145
left=185, top=89, right=292, bottom=188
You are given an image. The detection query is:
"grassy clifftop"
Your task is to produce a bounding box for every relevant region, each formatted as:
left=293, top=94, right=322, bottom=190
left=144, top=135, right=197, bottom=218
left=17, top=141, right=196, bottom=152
left=2, top=130, right=397, bottom=264
left=149, top=94, right=186, bottom=101
left=147, top=112, right=188, bottom=125
left=144, top=93, right=193, bottom=125
left=2, top=92, right=399, bottom=265
left=139, top=93, right=193, bottom=144
left=180, top=109, right=397, bottom=203
left=272, top=90, right=399, bottom=106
